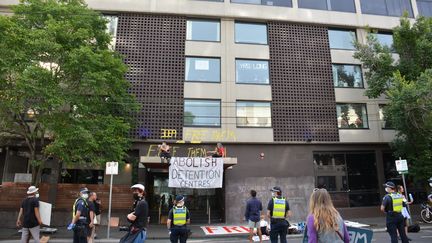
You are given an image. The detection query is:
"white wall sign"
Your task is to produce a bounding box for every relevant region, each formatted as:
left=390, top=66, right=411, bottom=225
left=169, top=157, right=223, bottom=189
left=195, top=60, right=209, bottom=70
left=105, top=161, right=118, bottom=175
left=395, top=159, right=408, bottom=172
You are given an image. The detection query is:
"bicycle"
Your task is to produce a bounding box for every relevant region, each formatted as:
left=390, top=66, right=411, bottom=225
left=420, top=202, right=432, bottom=223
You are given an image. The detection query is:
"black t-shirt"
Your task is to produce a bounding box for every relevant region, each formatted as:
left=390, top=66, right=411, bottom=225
left=75, top=198, right=90, bottom=224
left=168, top=206, right=190, bottom=228
left=21, top=197, right=40, bottom=228
left=94, top=201, right=101, bottom=215
left=131, top=199, right=148, bottom=229
left=87, top=200, right=95, bottom=223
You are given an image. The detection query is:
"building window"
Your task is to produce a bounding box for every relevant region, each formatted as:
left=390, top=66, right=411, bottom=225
left=185, top=57, right=221, bottom=82
left=236, top=101, right=271, bottom=127
left=236, top=59, right=270, bottom=84
left=361, top=0, right=413, bottom=17
left=187, top=19, right=221, bottom=42
left=336, top=103, right=369, bottom=129
left=184, top=99, right=221, bottom=127
left=298, top=0, right=356, bottom=12
left=332, top=64, right=364, bottom=88
left=418, top=0, right=432, bottom=17
left=379, top=104, right=394, bottom=129
left=314, top=152, right=379, bottom=207
left=328, top=29, right=356, bottom=50
left=231, top=0, right=292, bottom=7
left=235, top=22, right=268, bottom=45
left=104, top=15, right=118, bottom=37
left=372, top=32, right=394, bottom=49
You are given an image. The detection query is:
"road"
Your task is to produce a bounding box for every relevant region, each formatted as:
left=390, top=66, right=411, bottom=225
left=1, top=229, right=431, bottom=242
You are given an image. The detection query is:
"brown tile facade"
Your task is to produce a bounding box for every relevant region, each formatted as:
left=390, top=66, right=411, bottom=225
left=268, top=22, right=339, bottom=142
left=116, top=14, right=186, bottom=140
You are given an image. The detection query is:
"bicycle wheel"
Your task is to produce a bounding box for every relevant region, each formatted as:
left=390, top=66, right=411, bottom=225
left=421, top=208, right=432, bottom=223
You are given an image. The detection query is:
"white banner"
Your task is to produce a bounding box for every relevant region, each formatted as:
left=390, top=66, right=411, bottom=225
left=39, top=201, right=52, bottom=226
left=169, top=157, right=223, bottom=189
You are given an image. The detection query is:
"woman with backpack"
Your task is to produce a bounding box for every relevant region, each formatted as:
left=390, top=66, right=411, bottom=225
left=304, top=188, right=350, bottom=243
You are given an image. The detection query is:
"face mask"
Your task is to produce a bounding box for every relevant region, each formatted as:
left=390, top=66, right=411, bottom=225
left=177, top=201, right=185, bottom=207
left=35, top=193, right=40, bottom=198
left=429, top=183, right=432, bottom=187
left=82, top=193, right=89, bottom=199
left=385, top=187, right=391, bottom=193
left=271, top=192, right=276, bottom=197
left=133, top=193, right=140, bottom=200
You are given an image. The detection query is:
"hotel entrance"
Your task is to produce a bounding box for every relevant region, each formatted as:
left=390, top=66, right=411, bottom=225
left=146, top=171, right=225, bottom=224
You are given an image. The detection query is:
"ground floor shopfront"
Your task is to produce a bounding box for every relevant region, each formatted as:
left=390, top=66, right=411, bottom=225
left=0, top=142, right=427, bottom=225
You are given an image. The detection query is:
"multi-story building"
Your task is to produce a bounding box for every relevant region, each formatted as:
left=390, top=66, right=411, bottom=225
left=1, top=0, right=432, bottom=224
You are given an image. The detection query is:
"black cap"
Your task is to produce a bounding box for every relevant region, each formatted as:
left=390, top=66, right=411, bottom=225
left=270, top=186, right=282, bottom=193
left=383, top=182, right=396, bottom=189
left=175, top=195, right=185, bottom=202
left=80, top=187, right=89, bottom=193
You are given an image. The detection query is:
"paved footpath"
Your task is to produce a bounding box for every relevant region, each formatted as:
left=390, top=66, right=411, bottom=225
left=1, top=217, right=431, bottom=242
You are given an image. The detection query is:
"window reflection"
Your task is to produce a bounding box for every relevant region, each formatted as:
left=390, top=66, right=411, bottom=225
left=328, top=29, right=356, bottom=50
left=332, top=64, right=363, bottom=88
left=184, top=100, right=221, bottom=127
left=236, top=101, right=272, bottom=127
left=236, top=59, right=270, bottom=84
left=187, top=19, right=221, bottom=42
left=185, top=57, right=221, bottom=82
left=235, top=22, right=268, bottom=44
left=336, top=103, right=368, bottom=129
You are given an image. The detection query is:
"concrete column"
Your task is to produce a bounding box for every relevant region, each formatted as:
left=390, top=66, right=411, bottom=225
left=411, top=0, right=420, bottom=18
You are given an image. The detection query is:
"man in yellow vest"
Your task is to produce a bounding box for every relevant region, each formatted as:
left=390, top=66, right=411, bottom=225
left=167, top=195, right=190, bottom=243
left=266, top=186, right=291, bottom=243
left=381, top=181, right=409, bottom=243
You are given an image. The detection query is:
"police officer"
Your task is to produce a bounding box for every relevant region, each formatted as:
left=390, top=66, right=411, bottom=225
left=267, top=186, right=291, bottom=243
left=68, top=187, right=91, bottom=243
left=381, top=182, right=409, bottom=243
left=167, top=195, right=190, bottom=243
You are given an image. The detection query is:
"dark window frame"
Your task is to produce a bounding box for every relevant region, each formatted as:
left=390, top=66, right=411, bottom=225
left=336, top=103, right=370, bottom=129
left=234, top=21, right=269, bottom=45
left=332, top=63, right=365, bottom=89
left=186, top=18, right=222, bottom=43
left=328, top=28, right=357, bottom=50
left=235, top=58, right=271, bottom=85
left=185, top=56, right=222, bottom=83
left=235, top=100, right=273, bottom=128
left=184, top=98, right=222, bottom=128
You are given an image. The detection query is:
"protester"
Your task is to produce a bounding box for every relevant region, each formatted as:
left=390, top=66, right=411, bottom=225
left=159, top=142, right=172, bottom=163
left=167, top=195, right=191, bottom=243
left=381, top=182, right=409, bottom=243
left=68, top=187, right=91, bottom=243
left=267, top=186, right=291, bottom=243
left=93, top=198, right=101, bottom=239
left=245, top=190, right=263, bottom=243
left=16, top=185, right=42, bottom=243
left=87, top=192, right=97, bottom=243
left=120, top=184, right=148, bottom=243
left=305, top=188, right=349, bottom=243
left=207, top=143, right=225, bottom=158
left=397, top=185, right=413, bottom=241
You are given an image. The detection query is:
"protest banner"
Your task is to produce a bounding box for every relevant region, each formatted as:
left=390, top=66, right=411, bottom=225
left=39, top=201, right=52, bottom=226
left=347, top=226, right=373, bottom=243
left=169, top=157, right=223, bottom=189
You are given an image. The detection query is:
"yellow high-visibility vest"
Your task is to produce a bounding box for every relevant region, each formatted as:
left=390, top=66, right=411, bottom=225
left=272, top=197, right=286, bottom=219
left=72, top=198, right=88, bottom=218
left=173, top=206, right=187, bottom=226
left=389, top=193, right=403, bottom=213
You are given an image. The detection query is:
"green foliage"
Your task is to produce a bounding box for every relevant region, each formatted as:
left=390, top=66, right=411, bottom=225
left=0, top=0, right=139, bottom=183
left=354, top=17, right=432, bottom=181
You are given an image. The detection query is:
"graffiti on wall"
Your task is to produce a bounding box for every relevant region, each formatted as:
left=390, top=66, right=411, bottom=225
left=158, top=128, right=236, bottom=143
left=146, top=144, right=227, bottom=157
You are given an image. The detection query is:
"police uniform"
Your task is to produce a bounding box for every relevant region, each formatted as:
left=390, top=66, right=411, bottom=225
left=382, top=182, right=409, bottom=243
left=168, top=200, right=190, bottom=243
left=267, top=187, right=290, bottom=243
left=72, top=197, right=90, bottom=243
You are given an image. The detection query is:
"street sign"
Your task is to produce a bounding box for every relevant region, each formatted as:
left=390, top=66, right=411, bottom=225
left=106, top=161, right=118, bottom=175
left=395, top=159, right=408, bottom=173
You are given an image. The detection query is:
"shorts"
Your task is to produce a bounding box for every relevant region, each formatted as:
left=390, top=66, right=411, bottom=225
left=248, top=220, right=260, bottom=228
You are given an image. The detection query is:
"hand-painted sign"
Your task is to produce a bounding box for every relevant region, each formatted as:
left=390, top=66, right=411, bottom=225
left=169, top=157, right=223, bottom=189
left=201, top=225, right=251, bottom=235
left=347, top=226, right=373, bottom=243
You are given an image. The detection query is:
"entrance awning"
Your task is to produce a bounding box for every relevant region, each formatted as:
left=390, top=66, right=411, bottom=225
left=139, top=156, right=237, bottom=169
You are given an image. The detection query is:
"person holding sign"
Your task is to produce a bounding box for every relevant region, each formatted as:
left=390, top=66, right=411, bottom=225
left=167, top=195, right=191, bottom=243
left=16, top=185, right=42, bottom=243
left=266, top=186, right=291, bottom=243
left=397, top=185, right=413, bottom=241
left=381, top=182, right=409, bottom=243
left=305, top=188, right=349, bottom=243
left=207, top=143, right=225, bottom=158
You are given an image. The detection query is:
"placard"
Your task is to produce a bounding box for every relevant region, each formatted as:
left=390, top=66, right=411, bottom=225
left=39, top=201, right=52, bottom=226
left=347, top=226, right=373, bottom=243
left=169, top=157, right=223, bottom=189
left=395, top=159, right=408, bottom=172
left=105, top=161, right=118, bottom=175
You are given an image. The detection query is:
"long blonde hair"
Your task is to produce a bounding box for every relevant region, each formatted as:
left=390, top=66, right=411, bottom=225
left=309, top=188, right=340, bottom=232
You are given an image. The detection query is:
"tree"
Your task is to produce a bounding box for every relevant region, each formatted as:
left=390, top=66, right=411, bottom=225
left=354, top=17, right=432, bottom=181
left=0, top=0, right=139, bottom=184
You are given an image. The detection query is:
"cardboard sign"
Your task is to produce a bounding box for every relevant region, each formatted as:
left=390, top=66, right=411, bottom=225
left=169, top=157, right=223, bottom=189
left=347, top=226, right=373, bottom=243
left=39, top=201, right=52, bottom=226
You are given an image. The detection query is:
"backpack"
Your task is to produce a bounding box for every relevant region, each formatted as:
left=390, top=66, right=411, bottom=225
left=408, top=224, right=420, bottom=233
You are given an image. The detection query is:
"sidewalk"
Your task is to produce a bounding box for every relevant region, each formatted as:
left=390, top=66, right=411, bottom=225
left=1, top=216, right=431, bottom=241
